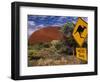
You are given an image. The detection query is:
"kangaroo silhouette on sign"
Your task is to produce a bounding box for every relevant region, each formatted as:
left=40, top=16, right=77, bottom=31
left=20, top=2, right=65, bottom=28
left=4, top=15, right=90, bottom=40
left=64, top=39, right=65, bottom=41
left=74, top=25, right=86, bottom=38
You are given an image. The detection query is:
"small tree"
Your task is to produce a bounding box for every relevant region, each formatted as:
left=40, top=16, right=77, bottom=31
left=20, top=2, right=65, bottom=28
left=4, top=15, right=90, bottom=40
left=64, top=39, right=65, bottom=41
left=61, top=22, right=74, bottom=35
left=60, top=22, right=77, bottom=55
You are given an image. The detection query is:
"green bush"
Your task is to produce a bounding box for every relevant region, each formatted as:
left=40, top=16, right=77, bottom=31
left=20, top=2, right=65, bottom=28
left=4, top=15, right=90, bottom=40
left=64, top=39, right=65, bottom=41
left=28, top=50, right=38, bottom=57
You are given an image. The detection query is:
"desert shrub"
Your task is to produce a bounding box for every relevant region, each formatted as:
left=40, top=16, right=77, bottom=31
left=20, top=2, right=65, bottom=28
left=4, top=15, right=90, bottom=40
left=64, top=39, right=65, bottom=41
left=41, top=42, right=50, bottom=48
left=28, top=50, right=39, bottom=57
left=28, top=50, right=33, bottom=56
left=28, top=45, right=34, bottom=50
left=32, top=44, right=41, bottom=50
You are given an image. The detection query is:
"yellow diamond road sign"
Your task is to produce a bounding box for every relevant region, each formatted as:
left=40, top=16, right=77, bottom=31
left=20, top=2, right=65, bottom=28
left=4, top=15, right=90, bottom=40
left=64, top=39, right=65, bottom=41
left=76, top=48, right=87, bottom=61
left=72, top=17, right=88, bottom=47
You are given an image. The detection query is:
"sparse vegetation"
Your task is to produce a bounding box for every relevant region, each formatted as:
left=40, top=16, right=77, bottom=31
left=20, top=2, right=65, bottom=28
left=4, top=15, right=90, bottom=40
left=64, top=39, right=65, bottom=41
left=28, top=22, right=87, bottom=66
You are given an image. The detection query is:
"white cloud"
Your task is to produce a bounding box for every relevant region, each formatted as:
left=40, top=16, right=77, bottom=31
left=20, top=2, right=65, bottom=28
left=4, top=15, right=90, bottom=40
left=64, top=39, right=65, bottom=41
left=28, top=21, right=35, bottom=26
left=57, top=16, right=66, bottom=22
left=39, top=16, right=48, bottom=20
left=28, top=28, right=34, bottom=37
left=52, top=24, right=63, bottom=27
left=36, top=24, right=44, bottom=27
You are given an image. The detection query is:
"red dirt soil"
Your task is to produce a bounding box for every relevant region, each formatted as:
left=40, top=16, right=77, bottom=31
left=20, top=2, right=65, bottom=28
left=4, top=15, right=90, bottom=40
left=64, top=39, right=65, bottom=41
left=28, top=26, right=66, bottom=45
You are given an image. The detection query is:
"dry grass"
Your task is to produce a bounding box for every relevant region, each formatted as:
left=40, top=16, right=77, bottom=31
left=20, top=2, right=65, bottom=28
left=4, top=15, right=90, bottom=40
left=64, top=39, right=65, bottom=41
left=28, top=55, right=86, bottom=66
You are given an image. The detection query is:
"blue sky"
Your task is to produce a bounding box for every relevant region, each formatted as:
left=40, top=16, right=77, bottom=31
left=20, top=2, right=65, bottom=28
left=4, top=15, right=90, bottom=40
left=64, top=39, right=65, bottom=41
left=28, top=15, right=88, bottom=37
